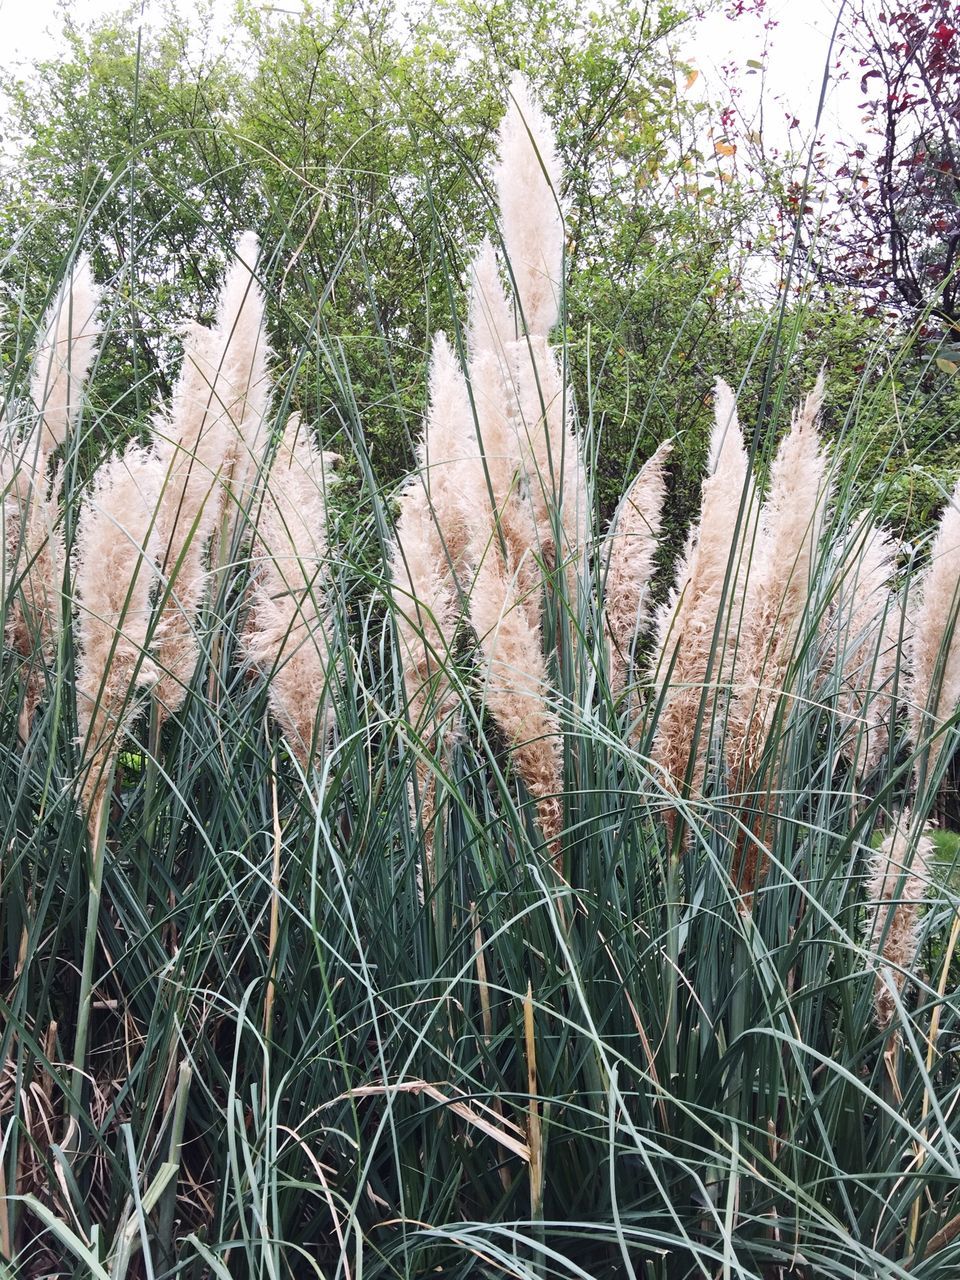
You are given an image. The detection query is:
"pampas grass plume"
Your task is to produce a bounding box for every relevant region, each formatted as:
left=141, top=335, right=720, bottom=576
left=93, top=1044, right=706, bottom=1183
left=211, top=232, right=272, bottom=512
left=242, top=414, right=336, bottom=767
left=831, top=515, right=899, bottom=777
left=74, top=443, right=162, bottom=821
left=494, top=73, right=564, bottom=338
left=650, top=379, right=751, bottom=803
left=30, top=255, right=100, bottom=456
left=727, top=373, right=829, bottom=782
left=908, top=477, right=960, bottom=768
left=605, top=440, right=672, bottom=694
left=468, top=238, right=515, bottom=361
left=152, top=321, right=235, bottom=716
left=866, top=815, right=933, bottom=1029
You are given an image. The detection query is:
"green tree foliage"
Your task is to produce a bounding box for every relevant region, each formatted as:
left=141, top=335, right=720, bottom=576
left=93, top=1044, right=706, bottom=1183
left=1, top=0, right=957, bottom=542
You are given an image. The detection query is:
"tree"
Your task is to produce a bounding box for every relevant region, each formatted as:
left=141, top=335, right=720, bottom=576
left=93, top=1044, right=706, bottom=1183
left=815, top=1, right=960, bottom=335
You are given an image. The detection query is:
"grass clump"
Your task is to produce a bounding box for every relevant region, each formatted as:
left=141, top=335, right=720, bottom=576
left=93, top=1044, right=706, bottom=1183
left=2, top=73, right=960, bottom=1280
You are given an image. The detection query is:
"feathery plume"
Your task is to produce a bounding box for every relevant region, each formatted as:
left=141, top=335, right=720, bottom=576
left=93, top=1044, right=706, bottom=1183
left=460, top=350, right=563, bottom=861
left=5, top=461, right=65, bottom=740
left=866, top=815, right=933, bottom=1029
left=391, top=334, right=474, bottom=864
left=508, top=335, right=588, bottom=589
left=493, top=74, right=564, bottom=338
left=242, top=415, right=336, bottom=767
left=471, top=546, right=564, bottom=862
left=462, top=350, right=541, bottom=621
left=151, top=321, right=235, bottom=717
left=604, top=440, right=672, bottom=694
left=468, top=238, right=515, bottom=361
left=29, top=256, right=100, bottom=456
left=74, top=443, right=161, bottom=823
left=418, top=333, right=475, bottom=572
left=726, top=374, right=829, bottom=903
left=828, top=515, right=899, bottom=777
left=727, top=375, right=829, bottom=777
left=907, top=477, right=960, bottom=772
left=210, top=233, right=272, bottom=519
left=650, top=380, right=752, bottom=810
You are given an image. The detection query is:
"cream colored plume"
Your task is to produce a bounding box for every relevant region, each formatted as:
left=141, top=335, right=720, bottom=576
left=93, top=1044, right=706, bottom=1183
left=419, top=332, right=475, bottom=572
left=471, top=544, right=563, bottom=862
left=468, top=238, right=515, bottom=361
left=908, top=478, right=960, bottom=773
left=29, top=255, right=100, bottom=456
left=462, top=349, right=541, bottom=621
left=726, top=374, right=829, bottom=783
left=74, top=443, right=162, bottom=822
left=508, top=335, right=588, bottom=590
left=392, top=334, right=472, bottom=738
left=650, top=380, right=752, bottom=804
left=458, top=348, right=562, bottom=860
left=828, top=515, right=899, bottom=777
left=391, top=335, right=475, bottom=859
left=866, top=815, right=932, bottom=1029
left=493, top=73, right=564, bottom=338
left=604, top=440, right=672, bottom=694
left=5, top=463, right=64, bottom=740
left=151, top=321, right=235, bottom=717
left=210, top=232, right=272, bottom=519
left=242, top=415, right=336, bottom=767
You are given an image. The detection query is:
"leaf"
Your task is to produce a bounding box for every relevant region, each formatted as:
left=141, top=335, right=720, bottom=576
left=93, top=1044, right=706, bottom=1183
left=715, top=140, right=737, bottom=157
left=684, top=68, right=699, bottom=89
left=936, top=358, right=959, bottom=375
left=746, top=59, right=763, bottom=69
left=14, top=1198, right=110, bottom=1280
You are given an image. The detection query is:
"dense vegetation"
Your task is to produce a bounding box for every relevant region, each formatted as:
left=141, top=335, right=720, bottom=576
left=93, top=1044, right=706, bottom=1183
left=2, top=2, right=960, bottom=1277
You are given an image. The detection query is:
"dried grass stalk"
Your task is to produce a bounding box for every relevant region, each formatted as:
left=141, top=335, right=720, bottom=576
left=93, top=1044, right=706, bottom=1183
left=866, top=815, right=933, bottom=1029
left=74, top=443, right=161, bottom=823
left=907, top=478, right=960, bottom=772
left=494, top=73, right=564, bottom=338
left=242, top=415, right=336, bottom=767
left=604, top=440, right=672, bottom=694
left=650, top=380, right=752, bottom=812
left=29, top=256, right=100, bottom=457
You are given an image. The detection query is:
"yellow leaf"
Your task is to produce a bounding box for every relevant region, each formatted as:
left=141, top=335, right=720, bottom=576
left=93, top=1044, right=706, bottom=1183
left=936, top=358, right=958, bottom=375
left=715, top=140, right=736, bottom=157
left=685, top=69, right=699, bottom=90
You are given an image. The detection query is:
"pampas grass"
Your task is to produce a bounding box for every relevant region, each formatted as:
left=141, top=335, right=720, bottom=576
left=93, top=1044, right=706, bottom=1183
left=28, top=255, right=100, bottom=457
left=830, top=515, right=900, bottom=778
left=907, top=477, right=960, bottom=773
left=866, top=816, right=934, bottom=1029
left=727, top=374, right=829, bottom=784
left=391, top=334, right=474, bottom=863
left=494, top=73, right=564, bottom=338
left=604, top=439, right=672, bottom=695
left=650, top=379, right=752, bottom=814
left=241, top=414, right=336, bottom=767
left=151, top=321, right=234, bottom=718
left=74, top=443, right=161, bottom=824
left=207, top=232, right=272, bottom=525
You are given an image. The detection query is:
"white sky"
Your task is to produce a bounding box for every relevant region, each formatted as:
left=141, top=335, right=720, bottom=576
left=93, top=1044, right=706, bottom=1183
left=0, top=0, right=857, bottom=155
